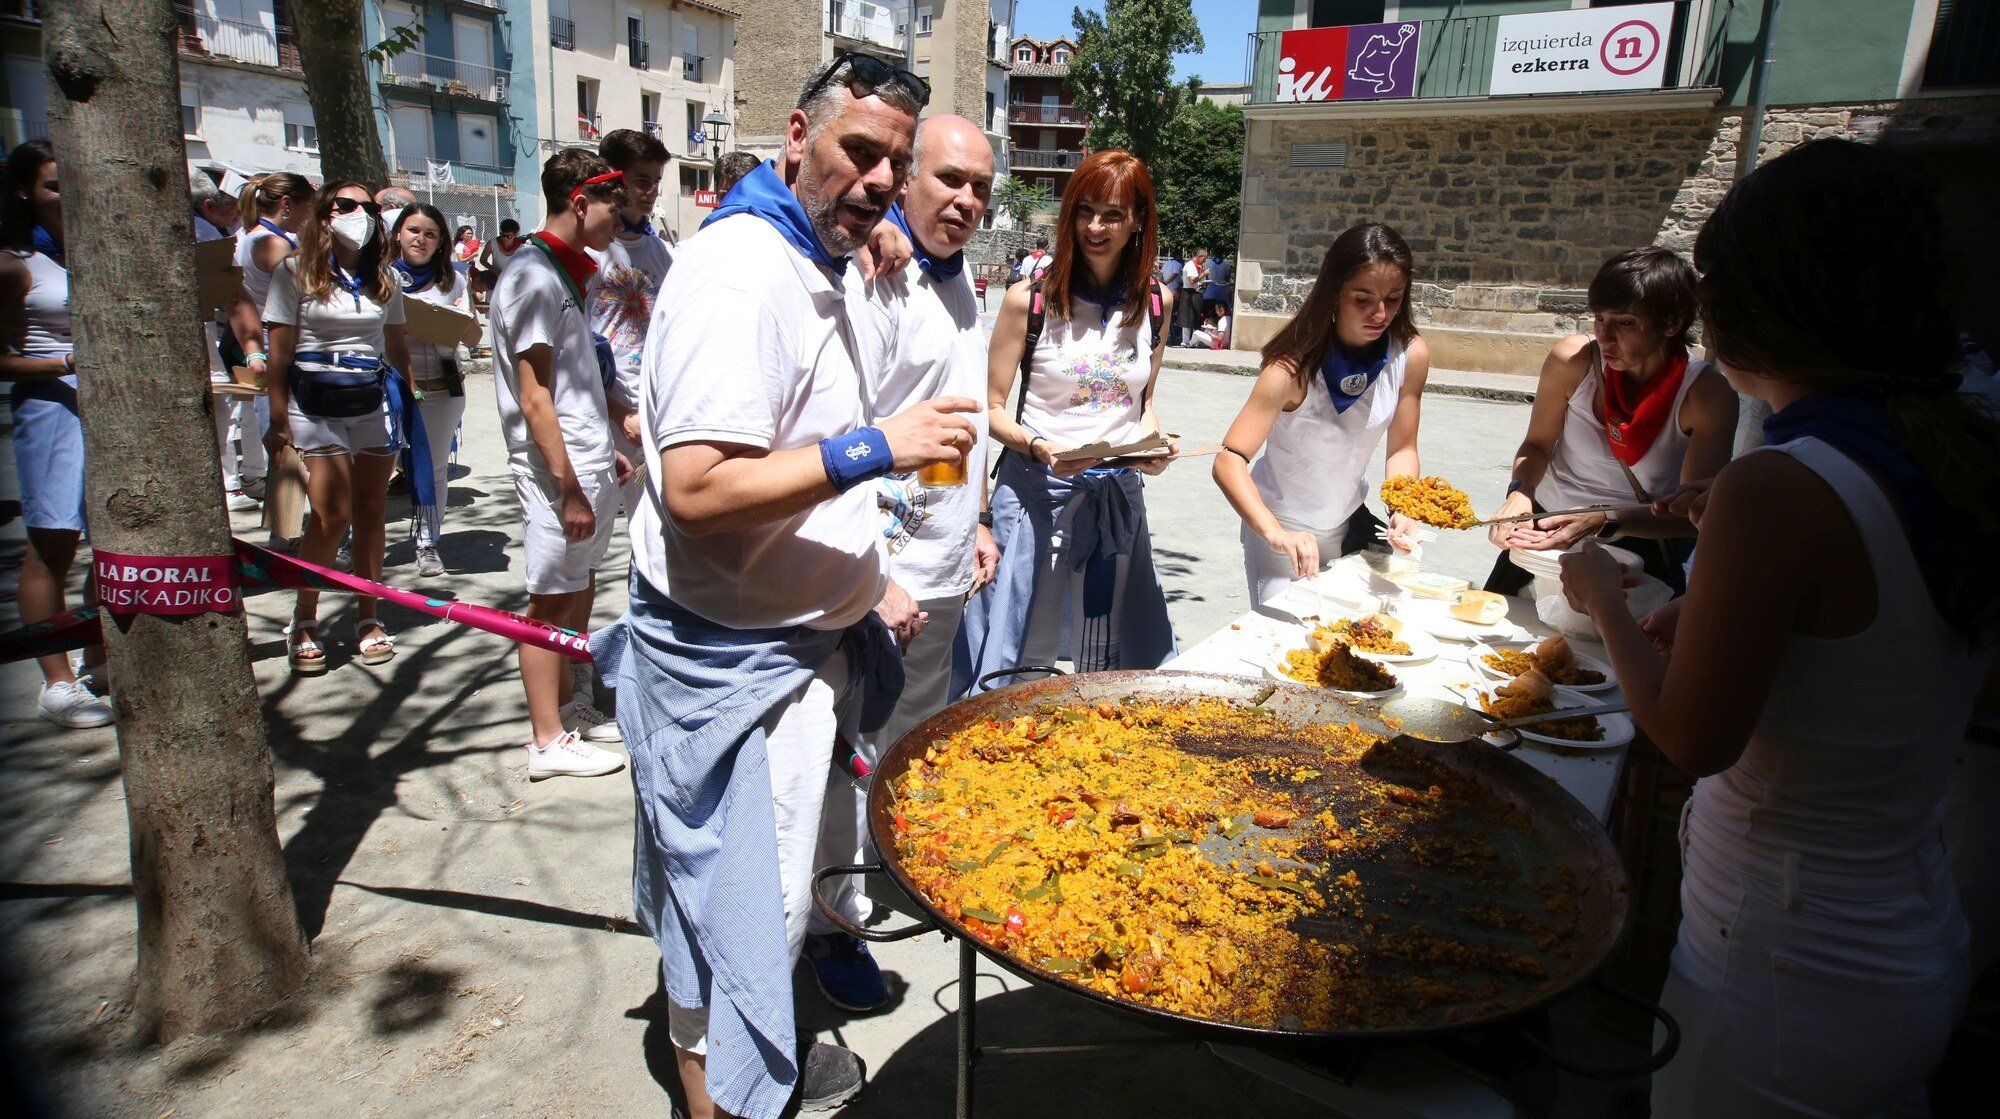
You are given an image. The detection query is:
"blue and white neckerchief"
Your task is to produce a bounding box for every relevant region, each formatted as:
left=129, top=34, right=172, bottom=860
left=30, top=224, right=63, bottom=265
left=1073, top=276, right=1128, bottom=319
left=329, top=254, right=366, bottom=311
left=622, top=215, right=655, bottom=237
left=1320, top=336, right=1393, bottom=415
left=258, top=217, right=298, bottom=248
left=884, top=203, right=964, bottom=280
left=392, top=257, right=438, bottom=293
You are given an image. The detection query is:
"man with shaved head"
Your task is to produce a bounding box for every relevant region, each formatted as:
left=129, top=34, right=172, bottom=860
left=806, top=114, right=999, bottom=1011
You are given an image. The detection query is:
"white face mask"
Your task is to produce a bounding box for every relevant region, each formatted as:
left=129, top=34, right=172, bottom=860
left=330, top=210, right=377, bottom=251
left=378, top=207, right=403, bottom=238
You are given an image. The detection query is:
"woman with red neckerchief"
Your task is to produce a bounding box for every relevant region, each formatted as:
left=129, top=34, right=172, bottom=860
left=1485, top=248, right=1738, bottom=594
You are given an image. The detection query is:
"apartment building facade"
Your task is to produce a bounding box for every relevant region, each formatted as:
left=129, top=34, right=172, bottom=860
left=523, top=0, right=736, bottom=238
left=373, top=0, right=525, bottom=235
left=1005, top=36, right=1086, bottom=202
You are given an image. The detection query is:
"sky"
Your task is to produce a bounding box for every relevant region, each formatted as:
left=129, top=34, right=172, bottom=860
left=1010, top=0, right=1258, bottom=86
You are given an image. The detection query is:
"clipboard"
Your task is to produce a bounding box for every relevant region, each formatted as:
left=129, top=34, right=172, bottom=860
left=402, top=296, right=479, bottom=348
left=195, top=237, right=242, bottom=310
left=1053, top=431, right=1178, bottom=463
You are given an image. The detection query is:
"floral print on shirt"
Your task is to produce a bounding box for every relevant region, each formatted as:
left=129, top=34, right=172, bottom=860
left=1065, top=350, right=1135, bottom=411
left=589, top=261, right=659, bottom=363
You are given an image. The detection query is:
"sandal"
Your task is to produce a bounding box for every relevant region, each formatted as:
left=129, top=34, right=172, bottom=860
left=357, top=620, right=396, bottom=665
left=285, top=621, right=328, bottom=675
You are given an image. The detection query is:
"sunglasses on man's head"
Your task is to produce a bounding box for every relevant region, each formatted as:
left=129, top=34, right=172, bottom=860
left=329, top=197, right=382, bottom=217
left=802, top=52, right=931, bottom=110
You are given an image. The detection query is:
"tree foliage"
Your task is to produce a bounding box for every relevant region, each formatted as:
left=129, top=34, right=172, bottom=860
left=1066, top=0, right=1202, bottom=169
left=992, top=175, right=1055, bottom=228
left=1154, top=99, right=1245, bottom=258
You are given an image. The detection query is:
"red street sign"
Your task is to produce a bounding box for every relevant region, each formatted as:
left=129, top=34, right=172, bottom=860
left=694, top=189, right=718, bottom=208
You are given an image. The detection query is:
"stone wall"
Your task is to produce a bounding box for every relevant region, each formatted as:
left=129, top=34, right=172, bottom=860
left=966, top=226, right=1040, bottom=270
left=732, top=1, right=826, bottom=149
left=1234, top=96, right=2000, bottom=371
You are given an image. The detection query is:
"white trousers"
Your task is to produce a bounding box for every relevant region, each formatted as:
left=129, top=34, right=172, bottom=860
left=1240, top=520, right=1344, bottom=606
left=666, top=650, right=857, bottom=1055
left=213, top=394, right=269, bottom=492
left=815, top=593, right=967, bottom=931
left=1651, top=815, right=1969, bottom=1118
left=413, top=392, right=466, bottom=546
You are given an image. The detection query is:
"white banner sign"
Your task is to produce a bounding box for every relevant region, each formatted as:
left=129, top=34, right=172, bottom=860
left=426, top=159, right=454, bottom=186
left=1489, top=2, right=1675, bottom=97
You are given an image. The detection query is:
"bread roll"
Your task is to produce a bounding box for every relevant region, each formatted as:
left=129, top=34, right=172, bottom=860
left=1534, top=635, right=1574, bottom=670
left=1496, top=668, right=1556, bottom=702
left=1449, top=590, right=1507, bottom=625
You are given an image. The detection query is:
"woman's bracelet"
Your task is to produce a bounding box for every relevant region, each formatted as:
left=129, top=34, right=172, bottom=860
left=1027, top=435, right=1047, bottom=457
left=245, top=351, right=268, bottom=364
left=62, top=353, right=74, bottom=374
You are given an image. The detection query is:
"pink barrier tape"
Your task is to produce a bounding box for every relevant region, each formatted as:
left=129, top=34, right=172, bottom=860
left=0, top=539, right=594, bottom=664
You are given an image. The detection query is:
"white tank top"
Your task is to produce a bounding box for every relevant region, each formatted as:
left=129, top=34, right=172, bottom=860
left=1688, top=437, right=1990, bottom=883
left=235, top=222, right=293, bottom=314
left=14, top=250, right=71, bottom=357
left=1250, top=338, right=1408, bottom=532
left=1017, top=295, right=1155, bottom=450
left=1540, top=349, right=1708, bottom=507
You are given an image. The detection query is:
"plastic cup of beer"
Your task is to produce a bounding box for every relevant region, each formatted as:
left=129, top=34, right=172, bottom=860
left=920, top=455, right=968, bottom=487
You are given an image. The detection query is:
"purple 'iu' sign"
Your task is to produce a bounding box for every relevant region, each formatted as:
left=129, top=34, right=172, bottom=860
left=1343, top=21, right=1420, bottom=101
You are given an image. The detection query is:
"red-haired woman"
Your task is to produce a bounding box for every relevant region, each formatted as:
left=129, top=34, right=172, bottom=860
left=955, top=150, right=1177, bottom=694
left=1213, top=222, right=1430, bottom=603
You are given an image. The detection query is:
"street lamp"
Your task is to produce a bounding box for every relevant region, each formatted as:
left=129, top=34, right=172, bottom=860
left=699, top=108, right=732, bottom=162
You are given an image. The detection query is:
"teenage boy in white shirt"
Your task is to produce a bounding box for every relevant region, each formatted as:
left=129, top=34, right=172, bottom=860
left=488, top=148, right=633, bottom=780
left=589, top=127, right=673, bottom=467
left=593, top=56, right=976, bottom=1119
left=807, top=115, right=1000, bottom=1008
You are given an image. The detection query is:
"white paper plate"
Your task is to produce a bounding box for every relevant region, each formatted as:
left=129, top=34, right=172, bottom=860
left=1308, top=616, right=1440, bottom=665
left=1448, top=683, right=1632, bottom=750
left=1466, top=640, right=1617, bottom=693
left=1404, top=597, right=1533, bottom=643
left=1261, top=649, right=1404, bottom=701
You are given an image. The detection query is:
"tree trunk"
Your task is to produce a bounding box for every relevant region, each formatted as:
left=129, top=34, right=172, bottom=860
left=291, top=0, right=389, bottom=186
left=41, top=0, right=309, bottom=1040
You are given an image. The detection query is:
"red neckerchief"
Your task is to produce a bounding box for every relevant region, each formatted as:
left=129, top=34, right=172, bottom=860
left=1600, top=345, right=1689, bottom=467
left=529, top=230, right=597, bottom=295
left=496, top=234, right=523, bottom=253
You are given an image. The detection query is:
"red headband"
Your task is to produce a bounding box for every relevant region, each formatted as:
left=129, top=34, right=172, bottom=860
left=570, top=170, right=625, bottom=202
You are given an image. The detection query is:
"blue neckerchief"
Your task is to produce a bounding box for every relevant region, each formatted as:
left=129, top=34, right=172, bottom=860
left=1764, top=392, right=1959, bottom=633
left=884, top=202, right=963, bottom=280
left=1073, top=275, right=1128, bottom=312
left=258, top=217, right=298, bottom=248
left=622, top=215, right=654, bottom=237
left=392, top=257, right=438, bottom=292
left=1320, top=335, right=1392, bottom=415
left=699, top=159, right=846, bottom=277
left=329, top=254, right=366, bottom=311
left=31, top=225, right=62, bottom=265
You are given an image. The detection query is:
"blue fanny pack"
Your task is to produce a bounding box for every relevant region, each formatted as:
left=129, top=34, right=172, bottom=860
left=291, top=351, right=386, bottom=418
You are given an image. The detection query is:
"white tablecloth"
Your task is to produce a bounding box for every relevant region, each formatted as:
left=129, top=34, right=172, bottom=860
left=1162, top=555, right=1629, bottom=824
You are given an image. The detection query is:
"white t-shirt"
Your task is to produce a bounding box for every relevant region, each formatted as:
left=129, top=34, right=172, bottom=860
left=403, top=273, right=470, bottom=381
left=845, top=255, right=988, bottom=599
left=586, top=230, right=673, bottom=410
left=632, top=213, right=885, bottom=631
left=262, top=257, right=404, bottom=372
left=487, top=241, right=615, bottom=478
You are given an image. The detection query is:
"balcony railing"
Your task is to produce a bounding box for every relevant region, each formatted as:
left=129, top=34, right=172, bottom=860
left=551, top=16, right=575, bottom=50
left=1011, top=148, right=1083, bottom=171
left=578, top=112, right=602, bottom=141
left=825, top=0, right=903, bottom=53
left=643, top=120, right=663, bottom=138
left=1009, top=103, right=1087, bottom=126
left=1924, top=0, right=2000, bottom=89
left=1247, top=0, right=1723, bottom=107
left=629, top=38, right=659, bottom=70
left=174, top=7, right=300, bottom=72
left=382, top=51, right=507, bottom=101
left=391, top=153, right=512, bottom=188
left=684, top=54, right=707, bottom=82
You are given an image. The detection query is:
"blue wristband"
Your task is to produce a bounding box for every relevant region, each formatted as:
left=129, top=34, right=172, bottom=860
left=820, top=426, right=896, bottom=492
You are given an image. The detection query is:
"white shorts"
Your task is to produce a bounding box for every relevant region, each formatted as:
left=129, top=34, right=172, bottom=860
left=287, top=396, right=393, bottom=458
left=514, top=465, right=619, bottom=595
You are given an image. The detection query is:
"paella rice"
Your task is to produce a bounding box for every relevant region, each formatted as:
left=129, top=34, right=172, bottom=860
left=1316, top=616, right=1411, bottom=657
left=1481, top=646, right=1605, bottom=688
left=1380, top=475, right=1477, bottom=529
left=1282, top=640, right=1399, bottom=692
left=1478, top=687, right=1606, bottom=742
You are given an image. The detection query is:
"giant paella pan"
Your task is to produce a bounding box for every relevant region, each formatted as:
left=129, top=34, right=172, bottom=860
left=816, top=669, right=1655, bottom=1046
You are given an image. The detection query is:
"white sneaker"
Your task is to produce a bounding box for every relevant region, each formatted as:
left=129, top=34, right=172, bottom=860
left=527, top=730, right=625, bottom=780
left=560, top=697, right=625, bottom=744
left=38, top=680, right=115, bottom=729
left=226, top=488, right=261, bottom=511
left=416, top=544, right=445, bottom=577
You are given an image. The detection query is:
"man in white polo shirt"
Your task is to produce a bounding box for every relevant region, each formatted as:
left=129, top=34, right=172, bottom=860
left=591, top=55, right=976, bottom=1119
left=805, top=114, right=1000, bottom=1010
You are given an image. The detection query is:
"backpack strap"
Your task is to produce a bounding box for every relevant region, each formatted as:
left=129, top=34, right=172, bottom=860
left=1147, top=279, right=1164, bottom=355
left=996, top=280, right=1047, bottom=478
